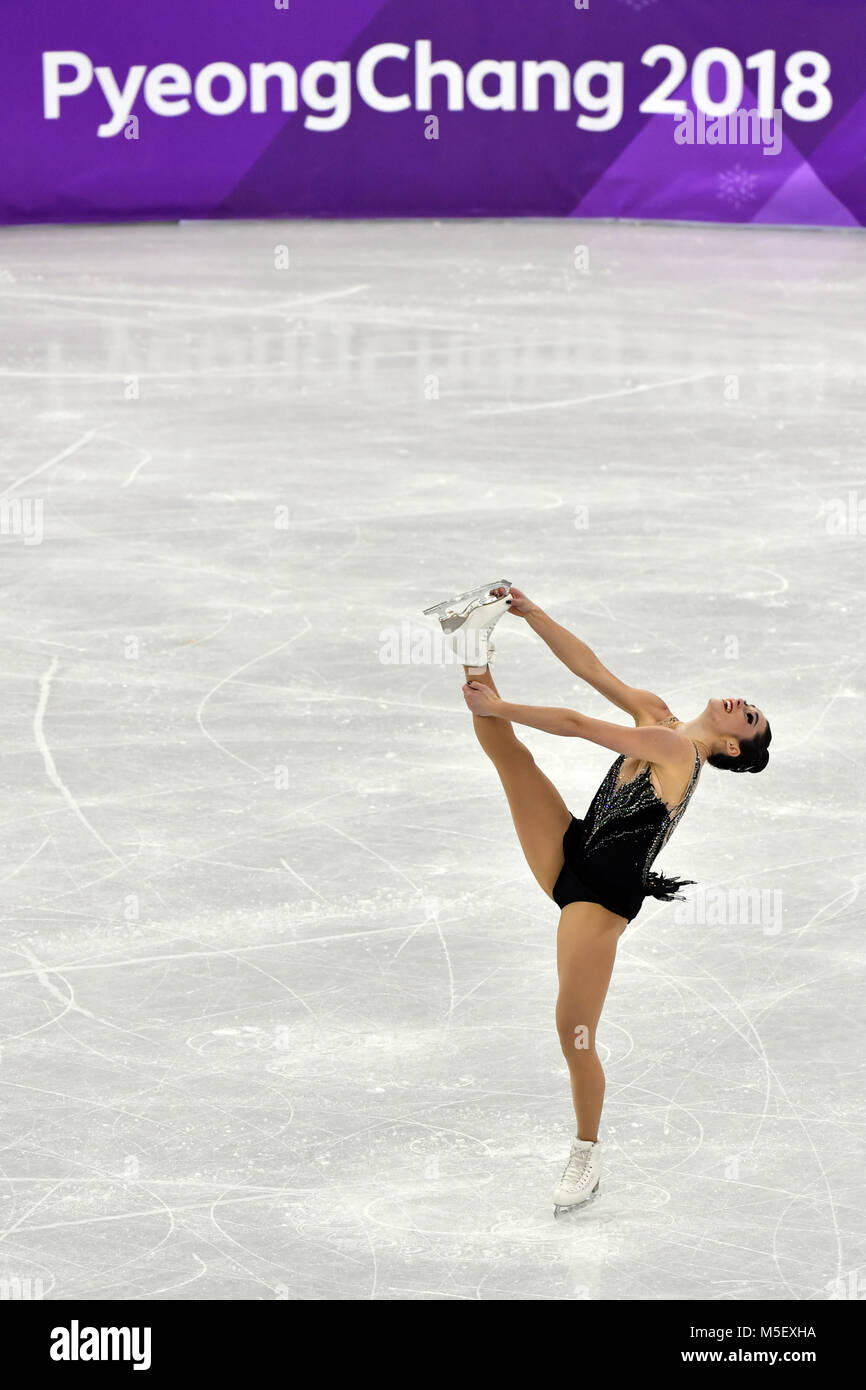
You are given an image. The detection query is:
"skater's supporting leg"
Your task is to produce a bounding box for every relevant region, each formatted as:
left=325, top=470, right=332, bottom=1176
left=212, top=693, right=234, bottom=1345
left=555, top=901, right=626, bottom=1140
left=464, top=665, right=571, bottom=898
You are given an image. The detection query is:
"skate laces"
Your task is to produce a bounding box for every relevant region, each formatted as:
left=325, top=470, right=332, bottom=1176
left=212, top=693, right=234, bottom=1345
left=560, top=1144, right=595, bottom=1192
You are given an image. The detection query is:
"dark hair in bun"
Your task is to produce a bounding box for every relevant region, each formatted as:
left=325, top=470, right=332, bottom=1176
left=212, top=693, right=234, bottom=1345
left=708, top=721, right=772, bottom=774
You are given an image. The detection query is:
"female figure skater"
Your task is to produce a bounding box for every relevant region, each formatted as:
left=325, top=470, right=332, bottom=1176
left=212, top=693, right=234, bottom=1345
left=424, top=581, right=771, bottom=1214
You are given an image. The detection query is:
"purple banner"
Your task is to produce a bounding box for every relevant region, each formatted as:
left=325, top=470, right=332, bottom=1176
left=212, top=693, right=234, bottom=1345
left=2, top=0, right=864, bottom=226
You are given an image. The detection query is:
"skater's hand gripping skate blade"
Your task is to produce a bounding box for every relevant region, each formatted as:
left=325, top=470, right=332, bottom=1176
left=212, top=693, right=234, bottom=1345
left=422, top=579, right=512, bottom=620
left=492, top=585, right=537, bottom=619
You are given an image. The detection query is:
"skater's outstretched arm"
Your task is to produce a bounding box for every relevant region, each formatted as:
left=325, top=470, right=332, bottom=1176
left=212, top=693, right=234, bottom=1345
left=463, top=682, right=692, bottom=767
left=499, top=588, right=671, bottom=726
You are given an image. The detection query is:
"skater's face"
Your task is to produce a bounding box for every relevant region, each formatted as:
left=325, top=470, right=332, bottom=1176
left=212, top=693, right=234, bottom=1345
left=706, top=696, right=767, bottom=745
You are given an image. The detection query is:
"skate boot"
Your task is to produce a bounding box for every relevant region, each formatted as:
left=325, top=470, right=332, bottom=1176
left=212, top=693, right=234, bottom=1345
left=422, top=580, right=512, bottom=674
left=553, top=1138, right=602, bottom=1216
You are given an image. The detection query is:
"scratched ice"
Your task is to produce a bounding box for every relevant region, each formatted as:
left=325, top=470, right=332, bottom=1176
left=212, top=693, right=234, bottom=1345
left=0, top=219, right=864, bottom=1301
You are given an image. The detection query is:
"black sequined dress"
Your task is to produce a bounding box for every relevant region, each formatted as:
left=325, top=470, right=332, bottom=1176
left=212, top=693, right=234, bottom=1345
left=552, top=719, right=701, bottom=923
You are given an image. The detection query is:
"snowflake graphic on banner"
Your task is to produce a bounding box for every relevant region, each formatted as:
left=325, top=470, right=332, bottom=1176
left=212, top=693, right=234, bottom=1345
left=716, top=163, right=760, bottom=210
left=617, top=0, right=659, bottom=11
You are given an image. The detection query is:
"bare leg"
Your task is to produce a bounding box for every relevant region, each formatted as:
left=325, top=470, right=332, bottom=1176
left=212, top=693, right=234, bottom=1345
left=555, top=901, right=627, bottom=1139
left=464, top=664, right=571, bottom=898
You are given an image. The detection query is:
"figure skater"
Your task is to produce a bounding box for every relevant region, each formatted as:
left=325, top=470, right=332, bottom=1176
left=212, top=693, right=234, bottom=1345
left=423, top=580, right=771, bottom=1214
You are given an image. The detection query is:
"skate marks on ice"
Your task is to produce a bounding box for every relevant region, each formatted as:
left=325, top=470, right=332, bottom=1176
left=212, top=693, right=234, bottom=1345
left=0, top=219, right=864, bottom=1298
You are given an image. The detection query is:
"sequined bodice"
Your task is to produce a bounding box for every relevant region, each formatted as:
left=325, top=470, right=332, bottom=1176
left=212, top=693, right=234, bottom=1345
left=580, top=725, right=701, bottom=886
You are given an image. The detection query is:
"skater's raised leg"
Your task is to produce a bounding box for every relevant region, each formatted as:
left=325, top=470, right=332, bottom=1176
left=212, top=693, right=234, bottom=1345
left=463, top=664, right=571, bottom=898
left=424, top=579, right=571, bottom=895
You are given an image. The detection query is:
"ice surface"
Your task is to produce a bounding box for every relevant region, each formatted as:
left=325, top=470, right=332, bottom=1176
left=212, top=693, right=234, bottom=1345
left=0, top=217, right=864, bottom=1301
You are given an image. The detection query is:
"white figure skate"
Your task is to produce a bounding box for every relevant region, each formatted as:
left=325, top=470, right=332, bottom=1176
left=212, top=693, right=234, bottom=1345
left=422, top=580, right=512, bottom=674
left=553, top=1138, right=602, bottom=1216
